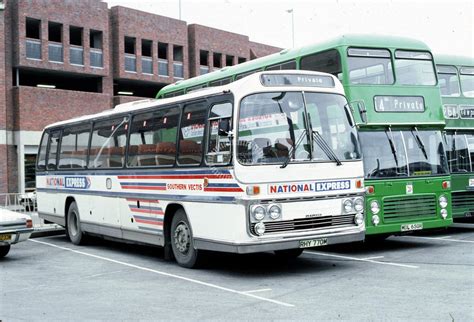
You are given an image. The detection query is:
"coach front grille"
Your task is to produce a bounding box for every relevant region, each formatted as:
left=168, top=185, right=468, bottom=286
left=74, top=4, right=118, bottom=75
left=250, top=213, right=356, bottom=235
left=383, top=195, right=437, bottom=222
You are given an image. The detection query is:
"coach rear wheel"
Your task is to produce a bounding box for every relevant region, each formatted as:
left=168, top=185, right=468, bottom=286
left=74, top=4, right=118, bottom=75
left=67, top=202, right=86, bottom=245
left=0, top=245, right=11, bottom=258
left=170, top=209, right=200, bottom=268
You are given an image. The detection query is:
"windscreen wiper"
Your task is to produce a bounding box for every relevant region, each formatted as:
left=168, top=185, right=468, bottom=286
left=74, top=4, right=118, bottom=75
left=280, top=129, right=308, bottom=168
left=385, top=127, right=399, bottom=166
left=411, top=127, right=428, bottom=160
left=312, top=130, right=342, bottom=166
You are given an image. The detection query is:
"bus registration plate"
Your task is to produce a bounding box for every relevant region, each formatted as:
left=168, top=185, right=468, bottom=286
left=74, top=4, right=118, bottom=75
left=299, top=238, right=328, bottom=248
left=0, top=234, right=12, bottom=241
left=401, top=223, right=423, bottom=232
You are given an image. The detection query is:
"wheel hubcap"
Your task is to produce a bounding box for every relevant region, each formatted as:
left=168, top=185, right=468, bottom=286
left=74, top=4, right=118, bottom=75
left=173, top=222, right=190, bottom=254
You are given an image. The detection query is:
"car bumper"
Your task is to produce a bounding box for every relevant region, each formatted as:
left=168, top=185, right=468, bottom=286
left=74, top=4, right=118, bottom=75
left=0, top=228, right=34, bottom=246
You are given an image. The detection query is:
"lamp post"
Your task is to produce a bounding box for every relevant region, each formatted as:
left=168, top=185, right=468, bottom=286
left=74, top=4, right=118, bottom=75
left=286, top=9, right=294, bottom=48
left=179, top=0, right=182, bottom=20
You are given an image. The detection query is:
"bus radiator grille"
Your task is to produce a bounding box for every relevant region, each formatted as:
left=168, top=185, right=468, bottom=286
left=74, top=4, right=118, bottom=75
left=383, top=195, right=437, bottom=222
left=452, top=191, right=474, bottom=217
left=250, top=214, right=356, bottom=234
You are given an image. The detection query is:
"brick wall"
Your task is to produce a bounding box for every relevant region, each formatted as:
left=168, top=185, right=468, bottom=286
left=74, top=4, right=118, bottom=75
left=13, top=87, right=111, bottom=131
left=249, top=41, right=282, bottom=59
left=110, top=6, right=188, bottom=83
left=188, top=24, right=250, bottom=77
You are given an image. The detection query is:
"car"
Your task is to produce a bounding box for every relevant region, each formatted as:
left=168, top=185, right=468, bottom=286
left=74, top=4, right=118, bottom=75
left=0, top=209, right=34, bottom=258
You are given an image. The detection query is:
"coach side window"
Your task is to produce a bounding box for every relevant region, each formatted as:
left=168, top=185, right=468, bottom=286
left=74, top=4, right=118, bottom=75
left=206, top=102, right=232, bottom=165
left=178, top=101, right=207, bottom=165
left=58, top=124, right=91, bottom=169
left=36, top=132, right=49, bottom=171
left=89, top=117, right=128, bottom=168
left=300, top=49, right=342, bottom=78
left=46, top=130, right=61, bottom=170
left=128, top=107, right=180, bottom=167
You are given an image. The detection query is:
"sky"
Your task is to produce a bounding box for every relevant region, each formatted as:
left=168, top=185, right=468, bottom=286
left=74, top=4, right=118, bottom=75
left=106, top=0, right=474, bottom=57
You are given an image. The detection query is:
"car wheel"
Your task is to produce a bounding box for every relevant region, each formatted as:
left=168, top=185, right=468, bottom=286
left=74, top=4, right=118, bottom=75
left=67, top=202, right=86, bottom=245
left=0, top=245, right=11, bottom=258
left=170, top=209, right=201, bottom=268
left=274, top=248, right=304, bottom=259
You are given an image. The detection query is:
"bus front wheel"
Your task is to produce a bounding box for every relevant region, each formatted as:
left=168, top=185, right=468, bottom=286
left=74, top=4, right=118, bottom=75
left=170, top=209, right=200, bottom=268
left=67, top=202, right=86, bottom=245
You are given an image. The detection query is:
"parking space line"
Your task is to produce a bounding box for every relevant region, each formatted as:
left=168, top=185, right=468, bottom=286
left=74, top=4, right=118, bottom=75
left=399, top=236, right=474, bottom=244
left=360, top=256, right=384, bottom=260
left=29, top=239, right=294, bottom=308
left=304, top=251, right=419, bottom=269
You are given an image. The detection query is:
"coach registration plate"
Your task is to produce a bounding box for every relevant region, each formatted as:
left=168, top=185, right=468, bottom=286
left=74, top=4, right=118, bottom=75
left=469, top=178, right=474, bottom=187
left=401, top=223, right=423, bottom=232
left=299, top=238, right=328, bottom=248
left=0, top=234, right=12, bottom=241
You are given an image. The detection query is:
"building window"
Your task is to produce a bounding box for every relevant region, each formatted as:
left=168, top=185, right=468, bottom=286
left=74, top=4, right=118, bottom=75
left=173, top=45, right=184, bottom=78
left=90, top=30, right=103, bottom=68
left=200, top=50, right=209, bottom=75
left=24, top=154, right=37, bottom=192
left=238, top=57, right=246, bottom=64
left=26, top=18, right=41, bottom=59
left=142, top=39, right=153, bottom=74
left=213, top=52, right=222, bottom=69
left=48, top=22, right=63, bottom=63
left=124, top=36, right=136, bottom=72
left=26, top=17, right=41, bottom=39
left=226, top=55, right=234, bottom=66
left=69, top=26, right=83, bottom=65
left=158, top=42, right=168, bottom=76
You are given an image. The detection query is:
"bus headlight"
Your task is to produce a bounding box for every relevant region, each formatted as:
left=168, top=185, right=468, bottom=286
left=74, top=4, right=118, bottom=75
left=372, top=214, right=380, bottom=226
left=440, top=209, right=448, bottom=219
left=343, top=199, right=353, bottom=213
left=439, top=195, right=448, bottom=209
left=268, top=204, right=282, bottom=220
left=251, top=205, right=266, bottom=221
left=354, top=197, right=364, bottom=213
left=370, top=200, right=380, bottom=215
left=254, top=222, right=266, bottom=236
left=354, top=213, right=364, bottom=226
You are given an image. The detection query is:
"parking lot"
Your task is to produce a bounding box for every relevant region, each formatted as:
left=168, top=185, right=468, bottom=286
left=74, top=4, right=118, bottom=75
left=1, top=227, right=473, bottom=320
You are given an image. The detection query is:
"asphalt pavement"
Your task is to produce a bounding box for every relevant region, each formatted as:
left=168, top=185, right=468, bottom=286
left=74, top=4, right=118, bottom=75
left=1, top=227, right=473, bottom=320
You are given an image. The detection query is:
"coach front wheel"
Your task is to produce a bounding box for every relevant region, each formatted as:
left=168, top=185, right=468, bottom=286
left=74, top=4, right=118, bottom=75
left=170, top=209, right=201, bottom=268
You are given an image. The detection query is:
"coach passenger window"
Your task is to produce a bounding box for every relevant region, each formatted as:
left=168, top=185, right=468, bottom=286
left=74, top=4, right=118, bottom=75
left=58, top=124, right=90, bottom=169
left=36, top=132, right=49, bottom=171
left=128, top=107, right=179, bottom=167
left=178, top=102, right=207, bottom=165
left=265, top=60, right=297, bottom=71
left=89, top=117, right=128, bottom=168
left=300, top=50, right=342, bottom=77
left=206, top=102, right=232, bottom=165
left=46, top=131, right=61, bottom=170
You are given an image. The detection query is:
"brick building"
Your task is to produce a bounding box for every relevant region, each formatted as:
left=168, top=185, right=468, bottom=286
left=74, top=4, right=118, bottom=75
left=0, top=0, right=281, bottom=194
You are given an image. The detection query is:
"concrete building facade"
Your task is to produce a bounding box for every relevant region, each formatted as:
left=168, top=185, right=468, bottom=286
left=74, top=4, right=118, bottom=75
left=0, top=0, right=281, bottom=194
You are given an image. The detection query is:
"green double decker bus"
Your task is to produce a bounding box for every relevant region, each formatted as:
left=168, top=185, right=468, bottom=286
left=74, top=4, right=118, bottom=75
left=157, top=34, right=453, bottom=237
left=436, top=55, right=474, bottom=220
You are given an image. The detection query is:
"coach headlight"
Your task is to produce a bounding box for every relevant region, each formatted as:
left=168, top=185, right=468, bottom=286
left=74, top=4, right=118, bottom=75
left=372, top=214, right=380, bottom=226
left=343, top=199, right=353, bottom=213
left=439, top=195, right=448, bottom=209
left=440, top=209, right=448, bottom=219
left=251, top=205, right=266, bottom=221
left=370, top=200, right=380, bottom=215
left=354, top=213, right=364, bottom=226
left=354, top=197, right=364, bottom=213
left=254, top=222, right=266, bottom=236
left=268, top=204, right=282, bottom=220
